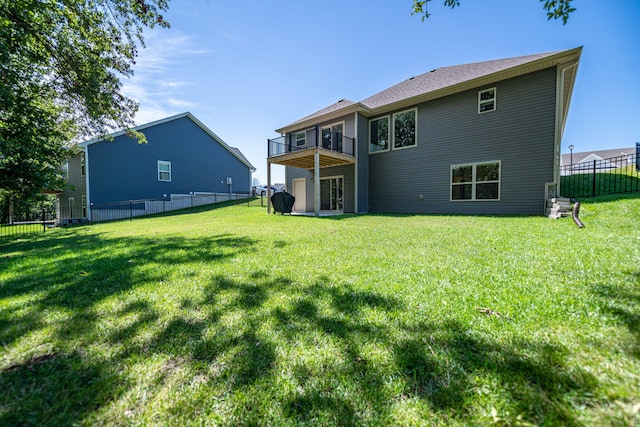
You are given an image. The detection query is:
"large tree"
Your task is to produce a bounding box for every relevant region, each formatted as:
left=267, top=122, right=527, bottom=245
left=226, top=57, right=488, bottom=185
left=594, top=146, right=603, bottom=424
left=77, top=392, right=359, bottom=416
left=412, top=0, right=576, bottom=24
left=0, top=0, right=170, bottom=204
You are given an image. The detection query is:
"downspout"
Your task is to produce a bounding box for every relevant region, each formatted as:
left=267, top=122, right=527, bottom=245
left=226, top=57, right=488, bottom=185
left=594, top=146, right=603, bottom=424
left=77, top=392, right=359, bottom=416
left=554, top=63, right=578, bottom=197
left=552, top=65, right=565, bottom=195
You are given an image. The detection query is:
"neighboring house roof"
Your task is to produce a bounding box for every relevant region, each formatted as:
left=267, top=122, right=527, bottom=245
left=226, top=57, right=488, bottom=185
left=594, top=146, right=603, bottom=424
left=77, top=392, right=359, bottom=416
left=78, top=112, right=256, bottom=171
left=561, top=147, right=637, bottom=166
left=277, top=47, right=582, bottom=134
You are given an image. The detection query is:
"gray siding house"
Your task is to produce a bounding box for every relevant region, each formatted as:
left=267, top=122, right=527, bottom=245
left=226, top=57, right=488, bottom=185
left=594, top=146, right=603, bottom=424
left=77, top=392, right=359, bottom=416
left=267, top=47, right=582, bottom=216
left=59, top=112, right=255, bottom=220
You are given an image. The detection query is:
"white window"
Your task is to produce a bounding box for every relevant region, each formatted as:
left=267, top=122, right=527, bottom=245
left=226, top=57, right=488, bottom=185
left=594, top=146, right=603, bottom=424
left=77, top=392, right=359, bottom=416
left=295, top=132, right=306, bottom=147
left=478, top=88, right=496, bottom=113
left=369, top=116, right=390, bottom=154
left=62, top=160, right=69, bottom=181
left=392, top=109, right=417, bottom=149
left=451, top=161, right=501, bottom=201
left=158, top=160, right=171, bottom=182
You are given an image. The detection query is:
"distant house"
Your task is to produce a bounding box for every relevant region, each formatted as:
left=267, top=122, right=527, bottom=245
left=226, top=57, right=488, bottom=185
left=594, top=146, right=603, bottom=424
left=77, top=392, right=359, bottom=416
left=59, top=112, right=256, bottom=221
left=267, top=47, right=582, bottom=216
left=561, top=147, right=638, bottom=174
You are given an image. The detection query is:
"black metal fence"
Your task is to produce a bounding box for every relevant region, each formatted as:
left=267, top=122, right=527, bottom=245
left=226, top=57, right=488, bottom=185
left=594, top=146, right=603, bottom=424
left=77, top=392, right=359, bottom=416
left=560, top=150, right=639, bottom=198
left=0, top=208, right=56, bottom=238
left=1, top=192, right=254, bottom=239
left=85, top=192, right=251, bottom=223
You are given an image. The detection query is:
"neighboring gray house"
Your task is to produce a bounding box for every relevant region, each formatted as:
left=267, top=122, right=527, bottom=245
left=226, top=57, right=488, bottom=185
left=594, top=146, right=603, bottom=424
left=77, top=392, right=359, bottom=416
left=59, top=112, right=255, bottom=220
left=267, top=47, right=582, bottom=216
left=561, top=146, right=638, bottom=174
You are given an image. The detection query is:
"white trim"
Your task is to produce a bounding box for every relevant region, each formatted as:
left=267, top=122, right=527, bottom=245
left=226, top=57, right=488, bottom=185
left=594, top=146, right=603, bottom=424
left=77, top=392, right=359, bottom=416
left=319, top=175, right=344, bottom=212
left=354, top=112, right=358, bottom=213
left=158, top=160, right=172, bottom=182
left=392, top=108, right=417, bottom=150
left=478, top=87, right=497, bottom=114
left=450, top=160, right=501, bottom=201
left=84, top=147, right=91, bottom=220
left=368, top=115, right=390, bottom=154
left=292, top=178, right=306, bottom=212
left=553, top=66, right=564, bottom=189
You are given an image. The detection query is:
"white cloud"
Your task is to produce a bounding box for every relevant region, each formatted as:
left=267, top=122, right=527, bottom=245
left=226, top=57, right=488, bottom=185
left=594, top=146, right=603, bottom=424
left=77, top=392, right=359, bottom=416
left=122, top=30, right=206, bottom=125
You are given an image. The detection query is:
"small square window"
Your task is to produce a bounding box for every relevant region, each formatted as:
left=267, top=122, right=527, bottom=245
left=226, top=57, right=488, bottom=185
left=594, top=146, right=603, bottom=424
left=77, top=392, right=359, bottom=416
left=478, top=88, right=496, bottom=113
left=158, top=160, right=171, bottom=182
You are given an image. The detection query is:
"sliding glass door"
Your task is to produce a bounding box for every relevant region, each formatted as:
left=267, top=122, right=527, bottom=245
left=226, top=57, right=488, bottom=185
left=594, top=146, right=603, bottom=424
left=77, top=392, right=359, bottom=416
left=320, top=176, right=343, bottom=211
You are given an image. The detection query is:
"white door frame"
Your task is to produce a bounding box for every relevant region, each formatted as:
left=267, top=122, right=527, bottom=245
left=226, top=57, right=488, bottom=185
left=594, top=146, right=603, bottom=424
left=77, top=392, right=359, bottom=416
left=319, top=175, right=344, bottom=212
left=292, top=178, right=306, bottom=212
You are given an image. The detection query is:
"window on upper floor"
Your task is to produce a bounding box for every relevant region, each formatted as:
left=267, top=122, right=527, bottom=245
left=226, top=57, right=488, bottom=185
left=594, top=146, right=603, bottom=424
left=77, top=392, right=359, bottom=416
left=393, top=109, right=417, bottom=149
left=158, top=160, right=171, bottom=182
left=62, top=160, right=69, bottom=181
left=451, top=161, right=501, bottom=201
left=80, top=153, right=85, bottom=176
left=478, top=88, right=496, bottom=113
left=369, top=116, right=390, bottom=154
left=295, top=132, right=306, bottom=147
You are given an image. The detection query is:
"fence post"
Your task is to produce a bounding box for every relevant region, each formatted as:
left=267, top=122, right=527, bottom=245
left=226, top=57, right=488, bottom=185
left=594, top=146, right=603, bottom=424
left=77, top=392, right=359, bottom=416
left=42, top=208, right=46, bottom=233
left=592, top=160, right=597, bottom=197
left=130, top=200, right=133, bottom=221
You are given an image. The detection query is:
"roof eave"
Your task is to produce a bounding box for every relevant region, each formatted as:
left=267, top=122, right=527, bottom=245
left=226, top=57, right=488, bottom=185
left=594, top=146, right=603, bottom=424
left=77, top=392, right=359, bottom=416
left=78, top=112, right=257, bottom=171
left=275, top=103, right=370, bottom=135
left=370, top=47, right=583, bottom=115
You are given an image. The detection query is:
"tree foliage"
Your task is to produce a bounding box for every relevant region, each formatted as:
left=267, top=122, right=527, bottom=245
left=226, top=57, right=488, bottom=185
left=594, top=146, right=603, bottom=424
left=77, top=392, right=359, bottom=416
left=0, top=0, right=170, bottom=200
left=412, top=0, right=576, bottom=24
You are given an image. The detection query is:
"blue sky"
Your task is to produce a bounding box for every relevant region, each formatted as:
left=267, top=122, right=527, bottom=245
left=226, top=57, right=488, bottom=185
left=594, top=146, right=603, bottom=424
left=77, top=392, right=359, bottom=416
left=123, top=0, right=640, bottom=184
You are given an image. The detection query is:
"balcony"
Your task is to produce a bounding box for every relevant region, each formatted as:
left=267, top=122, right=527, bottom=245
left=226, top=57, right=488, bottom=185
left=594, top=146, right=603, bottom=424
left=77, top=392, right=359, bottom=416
left=267, top=129, right=355, bottom=170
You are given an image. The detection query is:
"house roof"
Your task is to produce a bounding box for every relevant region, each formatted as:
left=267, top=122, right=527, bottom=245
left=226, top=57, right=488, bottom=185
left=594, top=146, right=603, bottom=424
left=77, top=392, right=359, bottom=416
left=276, top=47, right=582, bottom=134
left=561, top=147, right=637, bottom=166
left=78, top=112, right=256, bottom=171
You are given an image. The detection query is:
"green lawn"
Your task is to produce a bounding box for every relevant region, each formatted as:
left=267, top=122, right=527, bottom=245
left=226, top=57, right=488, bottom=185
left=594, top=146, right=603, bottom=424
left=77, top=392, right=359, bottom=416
left=561, top=165, right=640, bottom=198
left=1, top=195, right=639, bottom=426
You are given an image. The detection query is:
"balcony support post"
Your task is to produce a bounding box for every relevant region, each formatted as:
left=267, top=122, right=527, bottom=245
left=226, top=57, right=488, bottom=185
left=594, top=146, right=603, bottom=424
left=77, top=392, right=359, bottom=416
left=267, top=160, right=272, bottom=214
left=314, top=150, right=320, bottom=217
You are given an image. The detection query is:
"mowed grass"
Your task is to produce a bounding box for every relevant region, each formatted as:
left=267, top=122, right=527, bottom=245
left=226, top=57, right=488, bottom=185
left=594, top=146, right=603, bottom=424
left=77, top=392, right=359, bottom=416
left=1, top=196, right=639, bottom=426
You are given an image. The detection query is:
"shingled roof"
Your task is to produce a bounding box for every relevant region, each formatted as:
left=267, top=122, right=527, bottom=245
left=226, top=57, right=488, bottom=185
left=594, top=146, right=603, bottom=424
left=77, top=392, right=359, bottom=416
left=277, top=48, right=581, bottom=134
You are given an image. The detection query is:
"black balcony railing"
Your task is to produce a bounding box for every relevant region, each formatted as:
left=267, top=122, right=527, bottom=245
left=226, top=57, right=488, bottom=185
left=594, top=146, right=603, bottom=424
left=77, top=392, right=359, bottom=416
left=268, top=127, right=355, bottom=157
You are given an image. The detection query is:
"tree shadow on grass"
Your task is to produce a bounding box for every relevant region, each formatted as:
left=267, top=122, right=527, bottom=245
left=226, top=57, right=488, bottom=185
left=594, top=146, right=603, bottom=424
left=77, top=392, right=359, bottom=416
left=0, top=351, right=124, bottom=426
left=1, top=249, right=600, bottom=425
left=0, top=232, right=257, bottom=348
left=393, top=321, right=596, bottom=425
left=589, top=272, right=640, bottom=358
